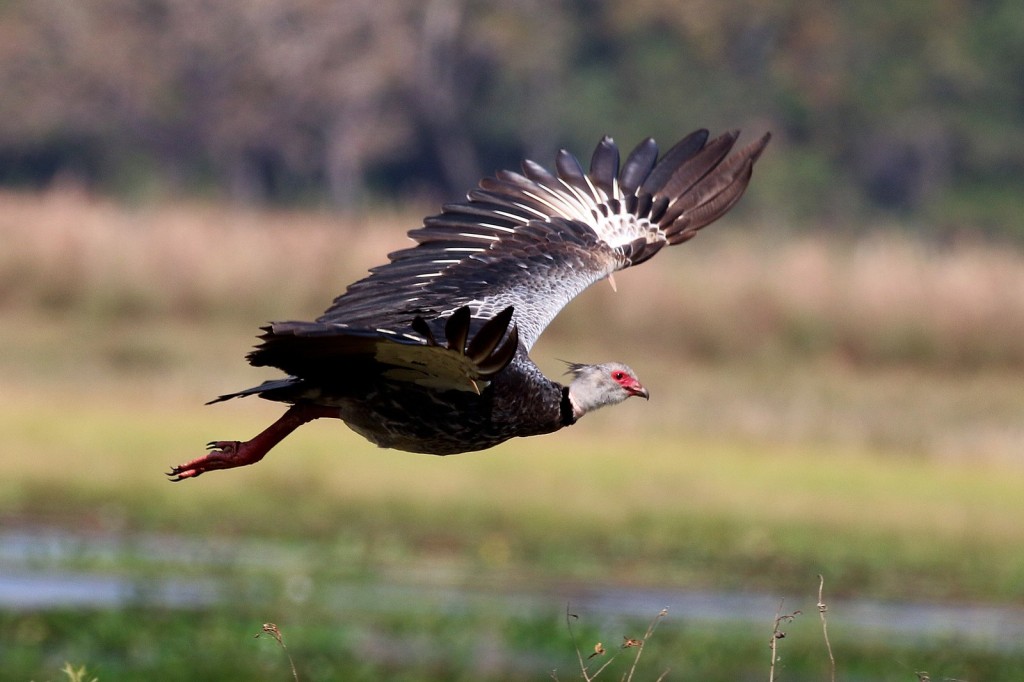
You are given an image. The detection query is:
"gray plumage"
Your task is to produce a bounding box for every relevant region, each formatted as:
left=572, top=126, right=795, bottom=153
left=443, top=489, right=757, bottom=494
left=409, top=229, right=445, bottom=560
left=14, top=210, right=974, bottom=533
left=169, top=129, right=769, bottom=480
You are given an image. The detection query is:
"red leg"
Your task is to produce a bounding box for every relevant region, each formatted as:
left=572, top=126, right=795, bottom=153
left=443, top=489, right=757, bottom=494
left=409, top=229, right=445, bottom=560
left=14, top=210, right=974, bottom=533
left=168, top=404, right=339, bottom=481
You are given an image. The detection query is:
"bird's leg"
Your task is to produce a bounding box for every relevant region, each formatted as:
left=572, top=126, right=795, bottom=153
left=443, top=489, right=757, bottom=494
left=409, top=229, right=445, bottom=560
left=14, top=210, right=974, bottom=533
left=167, top=403, right=339, bottom=481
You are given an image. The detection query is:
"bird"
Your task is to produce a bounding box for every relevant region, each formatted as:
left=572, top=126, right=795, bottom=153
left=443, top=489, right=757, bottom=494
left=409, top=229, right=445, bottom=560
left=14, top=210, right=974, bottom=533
left=168, top=128, right=770, bottom=481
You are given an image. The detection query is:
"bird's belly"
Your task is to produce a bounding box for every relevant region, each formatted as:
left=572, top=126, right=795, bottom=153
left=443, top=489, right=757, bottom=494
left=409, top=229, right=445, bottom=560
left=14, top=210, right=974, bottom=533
left=341, top=413, right=511, bottom=455
left=332, top=391, right=514, bottom=456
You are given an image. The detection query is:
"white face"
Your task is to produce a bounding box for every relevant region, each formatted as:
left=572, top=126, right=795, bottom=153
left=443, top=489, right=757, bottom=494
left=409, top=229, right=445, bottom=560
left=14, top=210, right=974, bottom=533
left=566, top=363, right=650, bottom=419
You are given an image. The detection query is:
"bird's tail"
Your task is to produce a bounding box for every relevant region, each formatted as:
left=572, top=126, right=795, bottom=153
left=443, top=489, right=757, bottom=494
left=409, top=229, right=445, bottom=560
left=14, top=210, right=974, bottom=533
left=206, top=378, right=302, bottom=405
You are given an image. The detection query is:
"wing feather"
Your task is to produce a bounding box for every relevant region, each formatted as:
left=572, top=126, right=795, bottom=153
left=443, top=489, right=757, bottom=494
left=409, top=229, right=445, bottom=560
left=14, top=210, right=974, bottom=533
left=587, top=136, right=621, bottom=199
left=247, top=306, right=518, bottom=394
left=553, top=148, right=590, bottom=195
left=620, top=138, right=659, bottom=194
left=640, top=129, right=711, bottom=193
left=310, top=130, right=770, bottom=351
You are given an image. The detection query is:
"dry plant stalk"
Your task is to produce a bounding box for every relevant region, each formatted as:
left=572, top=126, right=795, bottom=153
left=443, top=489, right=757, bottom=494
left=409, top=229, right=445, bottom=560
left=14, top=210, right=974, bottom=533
left=817, top=574, right=837, bottom=682
left=256, top=622, right=299, bottom=682
left=564, top=604, right=617, bottom=681
left=624, top=607, right=670, bottom=682
left=768, top=599, right=801, bottom=682
left=559, top=604, right=669, bottom=682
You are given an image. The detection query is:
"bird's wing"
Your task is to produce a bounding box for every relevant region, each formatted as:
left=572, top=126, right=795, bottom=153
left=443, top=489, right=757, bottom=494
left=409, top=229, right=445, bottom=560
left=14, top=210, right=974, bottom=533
left=246, top=306, right=519, bottom=394
left=320, top=129, right=770, bottom=350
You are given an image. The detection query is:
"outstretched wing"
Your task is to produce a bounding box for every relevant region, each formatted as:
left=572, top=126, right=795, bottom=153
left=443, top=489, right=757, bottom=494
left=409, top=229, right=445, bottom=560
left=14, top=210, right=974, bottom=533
left=325, top=128, right=770, bottom=350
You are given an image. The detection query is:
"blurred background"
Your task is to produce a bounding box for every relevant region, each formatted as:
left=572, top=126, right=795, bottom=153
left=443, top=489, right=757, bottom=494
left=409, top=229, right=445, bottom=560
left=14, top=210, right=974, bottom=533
left=2, top=1, right=1024, bottom=680
left=1, top=0, right=1022, bottom=231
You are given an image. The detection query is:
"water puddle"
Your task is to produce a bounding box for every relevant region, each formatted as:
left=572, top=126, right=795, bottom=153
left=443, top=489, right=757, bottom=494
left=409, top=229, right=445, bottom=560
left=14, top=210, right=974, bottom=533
left=3, top=527, right=1023, bottom=650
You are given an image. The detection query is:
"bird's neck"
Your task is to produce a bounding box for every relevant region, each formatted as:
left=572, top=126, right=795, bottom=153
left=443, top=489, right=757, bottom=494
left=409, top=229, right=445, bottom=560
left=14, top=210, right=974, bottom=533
left=565, top=380, right=601, bottom=421
left=559, top=386, right=577, bottom=426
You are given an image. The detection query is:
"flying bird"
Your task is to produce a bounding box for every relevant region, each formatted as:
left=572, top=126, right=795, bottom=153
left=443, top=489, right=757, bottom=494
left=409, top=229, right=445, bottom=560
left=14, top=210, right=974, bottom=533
left=169, top=128, right=770, bottom=480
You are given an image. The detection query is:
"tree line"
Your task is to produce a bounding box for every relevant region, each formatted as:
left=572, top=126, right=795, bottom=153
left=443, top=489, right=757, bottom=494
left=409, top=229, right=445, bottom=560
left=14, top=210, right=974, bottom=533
left=0, top=0, right=1020, bottom=235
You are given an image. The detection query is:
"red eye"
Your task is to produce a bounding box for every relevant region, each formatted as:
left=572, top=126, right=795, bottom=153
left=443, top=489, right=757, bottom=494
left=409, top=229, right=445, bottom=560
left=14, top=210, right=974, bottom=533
left=612, top=371, right=625, bottom=380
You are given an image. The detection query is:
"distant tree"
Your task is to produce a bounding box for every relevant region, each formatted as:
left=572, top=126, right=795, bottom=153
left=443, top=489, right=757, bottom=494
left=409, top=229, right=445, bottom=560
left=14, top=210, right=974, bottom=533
left=0, top=0, right=421, bottom=204
left=0, top=0, right=1021, bottom=230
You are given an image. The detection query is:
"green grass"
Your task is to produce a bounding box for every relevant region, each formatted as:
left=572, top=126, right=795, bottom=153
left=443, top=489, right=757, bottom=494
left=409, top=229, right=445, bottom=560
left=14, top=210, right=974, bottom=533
left=4, top=368, right=1024, bottom=604
left=8, top=601, right=1024, bottom=681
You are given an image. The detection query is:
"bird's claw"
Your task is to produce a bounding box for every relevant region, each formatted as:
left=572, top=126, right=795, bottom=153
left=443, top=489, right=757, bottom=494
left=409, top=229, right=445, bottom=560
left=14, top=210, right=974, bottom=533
left=167, top=441, right=241, bottom=482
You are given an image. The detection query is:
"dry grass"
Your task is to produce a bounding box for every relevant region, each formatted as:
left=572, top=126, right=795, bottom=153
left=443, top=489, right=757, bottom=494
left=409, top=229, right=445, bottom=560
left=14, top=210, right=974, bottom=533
left=4, top=188, right=1024, bottom=370
left=0, top=188, right=413, bottom=321
left=592, top=228, right=1024, bottom=368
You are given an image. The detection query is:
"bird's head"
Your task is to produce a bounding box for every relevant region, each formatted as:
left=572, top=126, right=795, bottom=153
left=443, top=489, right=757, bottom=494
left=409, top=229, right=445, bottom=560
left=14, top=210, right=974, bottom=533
left=564, top=361, right=649, bottom=420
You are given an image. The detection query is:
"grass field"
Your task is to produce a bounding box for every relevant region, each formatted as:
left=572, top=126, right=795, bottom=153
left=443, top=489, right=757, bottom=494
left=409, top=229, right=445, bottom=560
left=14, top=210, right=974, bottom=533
left=3, top=190, right=1024, bottom=679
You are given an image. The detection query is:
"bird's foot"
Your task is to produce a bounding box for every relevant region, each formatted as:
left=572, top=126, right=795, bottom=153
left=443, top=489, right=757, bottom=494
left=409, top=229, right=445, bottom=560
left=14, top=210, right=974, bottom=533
left=167, top=440, right=252, bottom=481
left=168, top=404, right=338, bottom=482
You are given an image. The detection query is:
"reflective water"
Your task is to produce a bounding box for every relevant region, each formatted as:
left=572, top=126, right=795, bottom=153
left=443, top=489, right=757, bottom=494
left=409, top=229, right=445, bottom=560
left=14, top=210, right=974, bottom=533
left=3, top=527, right=1023, bottom=650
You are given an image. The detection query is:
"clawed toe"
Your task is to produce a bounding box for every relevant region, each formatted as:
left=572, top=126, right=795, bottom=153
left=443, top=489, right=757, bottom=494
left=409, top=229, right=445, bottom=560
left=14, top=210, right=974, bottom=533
left=166, top=459, right=208, bottom=482
left=167, top=441, right=243, bottom=482
left=166, top=466, right=193, bottom=482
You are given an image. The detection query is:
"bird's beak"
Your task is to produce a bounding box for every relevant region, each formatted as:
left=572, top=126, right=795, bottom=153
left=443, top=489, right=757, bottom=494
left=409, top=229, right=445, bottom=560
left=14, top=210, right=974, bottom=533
left=630, top=384, right=650, bottom=400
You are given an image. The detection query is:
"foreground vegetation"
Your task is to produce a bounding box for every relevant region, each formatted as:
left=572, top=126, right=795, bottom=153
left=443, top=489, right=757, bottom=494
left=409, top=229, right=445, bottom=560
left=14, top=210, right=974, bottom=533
left=3, top=193, right=1024, bottom=679
left=11, top=601, right=1024, bottom=681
